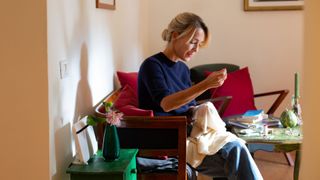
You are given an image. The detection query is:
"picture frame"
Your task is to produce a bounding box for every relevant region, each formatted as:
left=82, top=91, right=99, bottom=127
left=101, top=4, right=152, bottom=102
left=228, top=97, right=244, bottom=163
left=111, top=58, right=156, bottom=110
left=96, top=0, right=116, bottom=10
left=72, top=117, right=96, bottom=164
left=244, top=0, right=304, bottom=11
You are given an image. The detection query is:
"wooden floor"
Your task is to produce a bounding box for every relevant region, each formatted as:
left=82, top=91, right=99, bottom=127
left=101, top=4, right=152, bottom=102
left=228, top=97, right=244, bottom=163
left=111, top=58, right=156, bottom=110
left=255, top=151, right=296, bottom=180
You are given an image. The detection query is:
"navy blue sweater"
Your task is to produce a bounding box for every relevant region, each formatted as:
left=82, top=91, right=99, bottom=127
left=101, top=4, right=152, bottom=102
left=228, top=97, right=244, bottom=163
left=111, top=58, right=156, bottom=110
left=138, top=52, right=196, bottom=116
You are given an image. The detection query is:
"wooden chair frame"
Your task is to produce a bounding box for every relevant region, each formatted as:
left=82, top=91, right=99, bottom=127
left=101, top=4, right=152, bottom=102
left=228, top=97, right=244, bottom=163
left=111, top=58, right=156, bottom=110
left=254, top=90, right=289, bottom=115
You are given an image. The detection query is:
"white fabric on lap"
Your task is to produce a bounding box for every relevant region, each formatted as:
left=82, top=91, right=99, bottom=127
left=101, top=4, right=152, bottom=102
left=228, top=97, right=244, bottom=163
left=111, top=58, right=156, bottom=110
left=187, top=102, right=244, bottom=168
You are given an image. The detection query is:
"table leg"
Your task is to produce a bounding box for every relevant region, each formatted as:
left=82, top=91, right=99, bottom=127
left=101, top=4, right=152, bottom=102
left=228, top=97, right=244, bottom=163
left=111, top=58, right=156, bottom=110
left=284, top=152, right=294, bottom=166
left=294, top=150, right=301, bottom=180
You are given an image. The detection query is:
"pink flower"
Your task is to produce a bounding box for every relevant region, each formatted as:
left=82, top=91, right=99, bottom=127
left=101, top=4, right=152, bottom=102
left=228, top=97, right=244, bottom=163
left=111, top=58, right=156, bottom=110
left=106, top=110, right=123, bottom=126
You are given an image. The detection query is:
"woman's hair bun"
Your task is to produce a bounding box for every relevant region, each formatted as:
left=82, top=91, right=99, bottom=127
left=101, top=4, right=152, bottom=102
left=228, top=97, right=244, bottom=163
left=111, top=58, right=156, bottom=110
left=161, top=29, right=170, bottom=41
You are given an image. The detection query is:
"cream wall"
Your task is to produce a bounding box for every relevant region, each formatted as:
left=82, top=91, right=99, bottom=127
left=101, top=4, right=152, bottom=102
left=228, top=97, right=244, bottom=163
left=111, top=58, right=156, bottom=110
left=47, top=0, right=148, bottom=179
left=0, top=1, right=309, bottom=180
left=146, top=0, right=304, bottom=115
left=300, top=0, right=320, bottom=179
left=0, top=1, right=49, bottom=180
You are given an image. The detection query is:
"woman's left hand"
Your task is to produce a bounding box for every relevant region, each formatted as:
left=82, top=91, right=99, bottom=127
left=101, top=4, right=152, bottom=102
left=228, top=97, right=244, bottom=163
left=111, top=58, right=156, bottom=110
left=203, top=68, right=227, bottom=89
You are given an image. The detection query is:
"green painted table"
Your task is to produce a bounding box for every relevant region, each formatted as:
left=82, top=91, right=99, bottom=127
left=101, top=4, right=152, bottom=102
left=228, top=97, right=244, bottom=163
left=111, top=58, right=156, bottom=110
left=67, top=149, right=138, bottom=180
left=232, top=126, right=302, bottom=180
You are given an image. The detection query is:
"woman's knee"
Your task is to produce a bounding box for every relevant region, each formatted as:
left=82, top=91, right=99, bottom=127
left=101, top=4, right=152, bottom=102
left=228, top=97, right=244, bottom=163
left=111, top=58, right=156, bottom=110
left=228, top=140, right=247, bottom=149
left=221, top=140, right=248, bottom=157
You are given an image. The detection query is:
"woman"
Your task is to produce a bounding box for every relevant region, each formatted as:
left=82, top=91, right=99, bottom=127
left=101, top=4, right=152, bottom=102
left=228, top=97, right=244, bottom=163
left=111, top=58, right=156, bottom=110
left=138, top=12, right=263, bottom=180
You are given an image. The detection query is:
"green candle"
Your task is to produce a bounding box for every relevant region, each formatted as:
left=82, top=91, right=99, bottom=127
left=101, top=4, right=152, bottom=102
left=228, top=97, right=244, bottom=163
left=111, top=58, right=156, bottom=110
left=294, top=72, right=299, bottom=98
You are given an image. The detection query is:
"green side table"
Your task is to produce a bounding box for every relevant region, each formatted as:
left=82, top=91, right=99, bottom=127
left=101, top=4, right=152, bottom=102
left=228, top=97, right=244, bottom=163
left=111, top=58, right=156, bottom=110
left=232, top=126, right=302, bottom=180
left=67, top=149, right=138, bottom=180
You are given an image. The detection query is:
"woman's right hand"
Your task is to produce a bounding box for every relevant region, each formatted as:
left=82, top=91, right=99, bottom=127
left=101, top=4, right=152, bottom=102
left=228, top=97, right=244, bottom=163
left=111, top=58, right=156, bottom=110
left=160, top=69, right=227, bottom=112
left=203, top=68, right=227, bottom=89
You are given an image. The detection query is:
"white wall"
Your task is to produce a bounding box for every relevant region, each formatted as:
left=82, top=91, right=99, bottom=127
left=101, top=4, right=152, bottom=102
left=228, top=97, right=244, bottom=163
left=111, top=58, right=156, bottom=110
left=47, top=0, right=148, bottom=179
left=0, top=1, right=305, bottom=180
left=0, top=1, right=49, bottom=180
left=147, top=0, right=304, bottom=116
left=47, top=1, right=304, bottom=179
left=300, top=0, right=320, bottom=179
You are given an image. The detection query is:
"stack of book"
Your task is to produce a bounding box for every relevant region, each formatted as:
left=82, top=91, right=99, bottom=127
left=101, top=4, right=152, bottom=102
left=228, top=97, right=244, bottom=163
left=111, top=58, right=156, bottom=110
left=226, top=110, right=281, bottom=129
left=262, top=116, right=282, bottom=127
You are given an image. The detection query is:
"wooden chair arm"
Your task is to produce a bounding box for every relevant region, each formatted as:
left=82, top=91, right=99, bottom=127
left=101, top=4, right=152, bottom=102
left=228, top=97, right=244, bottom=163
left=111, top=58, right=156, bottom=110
left=254, top=89, right=289, bottom=115
left=94, top=88, right=122, bottom=118
left=120, top=116, right=187, bottom=128
left=196, top=96, right=232, bottom=116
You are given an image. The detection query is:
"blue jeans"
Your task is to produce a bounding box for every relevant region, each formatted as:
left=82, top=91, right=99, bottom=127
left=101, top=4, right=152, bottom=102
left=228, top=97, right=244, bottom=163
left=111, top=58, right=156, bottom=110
left=188, top=140, right=263, bottom=180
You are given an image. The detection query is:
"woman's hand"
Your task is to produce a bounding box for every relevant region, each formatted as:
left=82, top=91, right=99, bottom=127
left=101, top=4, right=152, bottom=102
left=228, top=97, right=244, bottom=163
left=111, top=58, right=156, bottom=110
left=203, top=68, right=227, bottom=89
left=186, top=106, right=197, bottom=124
left=160, top=68, right=227, bottom=112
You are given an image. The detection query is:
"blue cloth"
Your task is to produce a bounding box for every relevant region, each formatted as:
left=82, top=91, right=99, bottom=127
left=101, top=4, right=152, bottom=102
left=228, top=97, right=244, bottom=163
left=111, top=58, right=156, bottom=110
left=136, top=157, right=178, bottom=173
left=138, top=52, right=196, bottom=116
left=136, top=157, right=197, bottom=180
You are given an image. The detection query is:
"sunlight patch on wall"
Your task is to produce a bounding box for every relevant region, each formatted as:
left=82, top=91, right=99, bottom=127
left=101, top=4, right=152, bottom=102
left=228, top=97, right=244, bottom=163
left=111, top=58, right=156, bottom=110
left=87, top=17, right=115, bottom=105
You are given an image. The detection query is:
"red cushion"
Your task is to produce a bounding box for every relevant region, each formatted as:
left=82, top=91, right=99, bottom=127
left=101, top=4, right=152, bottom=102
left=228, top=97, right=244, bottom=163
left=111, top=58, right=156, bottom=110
left=117, top=71, right=138, bottom=95
left=114, top=85, right=154, bottom=117
left=205, top=67, right=256, bottom=117
left=118, top=105, right=154, bottom=117
left=114, top=85, right=138, bottom=108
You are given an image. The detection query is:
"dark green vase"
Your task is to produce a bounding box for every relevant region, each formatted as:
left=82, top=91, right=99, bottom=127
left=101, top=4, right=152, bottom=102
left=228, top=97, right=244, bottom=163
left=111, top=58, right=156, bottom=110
left=102, top=124, right=120, bottom=161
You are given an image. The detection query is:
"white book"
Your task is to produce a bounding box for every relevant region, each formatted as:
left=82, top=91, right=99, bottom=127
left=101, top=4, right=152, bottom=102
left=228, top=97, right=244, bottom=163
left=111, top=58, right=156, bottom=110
left=229, top=109, right=265, bottom=124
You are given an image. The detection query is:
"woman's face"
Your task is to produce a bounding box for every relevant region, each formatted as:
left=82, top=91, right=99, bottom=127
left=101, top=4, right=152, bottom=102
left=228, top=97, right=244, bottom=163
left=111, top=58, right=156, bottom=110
left=172, top=28, right=205, bottom=62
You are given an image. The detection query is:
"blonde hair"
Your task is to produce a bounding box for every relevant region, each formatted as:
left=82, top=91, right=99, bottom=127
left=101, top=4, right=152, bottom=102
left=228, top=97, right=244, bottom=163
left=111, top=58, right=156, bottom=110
left=161, top=12, right=210, bottom=47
